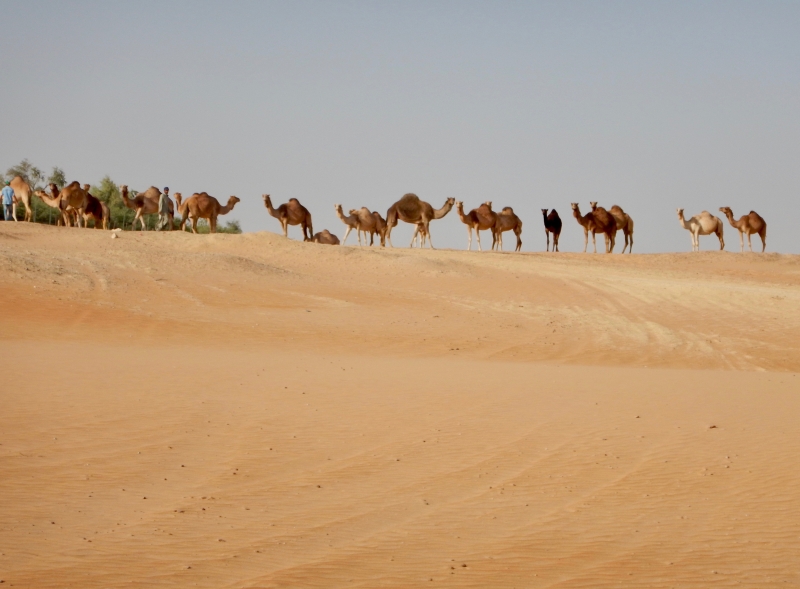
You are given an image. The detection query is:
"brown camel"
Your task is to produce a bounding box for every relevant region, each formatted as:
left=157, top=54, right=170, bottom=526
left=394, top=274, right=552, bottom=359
left=385, top=194, right=455, bottom=249
left=541, top=209, right=562, bottom=252
left=34, top=182, right=89, bottom=227
left=719, top=207, right=767, bottom=252
left=120, top=185, right=174, bottom=231
left=455, top=201, right=496, bottom=251
left=370, top=211, right=389, bottom=247
left=311, top=229, right=340, bottom=245
left=175, top=192, right=240, bottom=233
left=590, top=202, right=634, bottom=253
left=492, top=207, right=523, bottom=252
left=263, top=195, right=313, bottom=241
left=78, top=184, right=109, bottom=230
left=9, top=176, right=33, bottom=222
left=351, top=207, right=384, bottom=246
left=334, top=204, right=360, bottom=245
left=410, top=222, right=430, bottom=248
left=571, top=203, right=616, bottom=253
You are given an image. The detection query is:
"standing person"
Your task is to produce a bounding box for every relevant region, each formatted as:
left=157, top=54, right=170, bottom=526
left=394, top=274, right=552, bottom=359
left=156, top=186, right=171, bottom=231
left=1, top=181, right=15, bottom=221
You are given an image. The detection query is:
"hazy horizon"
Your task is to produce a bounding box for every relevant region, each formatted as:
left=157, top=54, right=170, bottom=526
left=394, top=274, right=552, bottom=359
left=2, top=1, right=798, bottom=253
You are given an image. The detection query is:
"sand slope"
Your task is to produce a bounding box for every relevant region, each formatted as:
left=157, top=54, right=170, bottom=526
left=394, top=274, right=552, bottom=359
left=1, top=222, right=799, bottom=587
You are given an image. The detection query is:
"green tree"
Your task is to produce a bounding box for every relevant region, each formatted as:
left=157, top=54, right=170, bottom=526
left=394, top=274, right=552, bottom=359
left=6, top=158, right=44, bottom=190
left=47, top=167, right=67, bottom=189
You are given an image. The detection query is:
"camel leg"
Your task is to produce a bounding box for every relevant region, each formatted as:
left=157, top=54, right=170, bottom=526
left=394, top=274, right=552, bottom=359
left=718, top=230, right=725, bottom=251
left=515, top=229, right=522, bottom=252
left=476, top=229, right=482, bottom=252
left=545, top=230, right=549, bottom=252
left=210, top=215, right=217, bottom=233
left=191, top=217, right=198, bottom=234
left=747, top=232, right=752, bottom=253
left=760, top=231, right=766, bottom=253
left=592, top=232, right=597, bottom=254
left=281, top=220, right=288, bottom=238
left=342, top=226, right=352, bottom=245
left=739, top=231, right=744, bottom=253
left=467, top=227, right=472, bottom=251
left=11, top=202, right=17, bottom=222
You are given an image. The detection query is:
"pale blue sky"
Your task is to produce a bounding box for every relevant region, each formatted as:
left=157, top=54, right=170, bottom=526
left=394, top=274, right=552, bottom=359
left=1, top=1, right=798, bottom=252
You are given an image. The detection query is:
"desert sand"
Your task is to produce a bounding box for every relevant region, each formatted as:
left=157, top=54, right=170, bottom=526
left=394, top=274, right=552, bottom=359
left=1, top=222, right=799, bottom=588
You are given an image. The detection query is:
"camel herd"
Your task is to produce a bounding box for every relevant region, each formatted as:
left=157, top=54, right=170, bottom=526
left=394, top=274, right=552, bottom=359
left=3, top=175, right=769, bottom=252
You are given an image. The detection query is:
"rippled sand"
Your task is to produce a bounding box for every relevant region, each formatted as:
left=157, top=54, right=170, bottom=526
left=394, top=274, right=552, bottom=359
left=2, top=223, right=799, bottom=587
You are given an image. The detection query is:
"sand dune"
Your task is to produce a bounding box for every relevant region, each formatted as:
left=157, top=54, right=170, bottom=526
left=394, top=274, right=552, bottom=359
left=1, top=222, right=799, bottom=587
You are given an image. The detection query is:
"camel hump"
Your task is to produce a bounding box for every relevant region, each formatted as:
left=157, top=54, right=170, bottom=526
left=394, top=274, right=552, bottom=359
left=289, top=198, right=300, bottom=204
left=749, top=210, right=757, bottom=215
left=502, top=206, right=514, bottom=213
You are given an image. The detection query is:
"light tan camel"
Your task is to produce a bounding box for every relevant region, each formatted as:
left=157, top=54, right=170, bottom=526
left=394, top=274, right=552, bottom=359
left=719, top=207, right=767, bottom=252
left=591, top=202, right=634, bottom=253
left=263, top=195, right=313, bottom=241
left=120, top=185, right=174, bottom=231
left=175, top=192, right=240, bottom=233
left=9, top=176, right=33, bottom=222
left=311, top=229, right=340, bottom=245
left=492, top=207, right=523, bottom=252
left=80, top=184, right=110, bottom=229
left=351, top=207, right=384, bottom=246
left=334, top=204, right=360, bottom=245
left=34, top=186, right=69, bottom=225
left=677, top=209, right=724, bottom=252
left=571, top=203, right=616, bottom=253
left=385, top=194, right=455, bottom=249
left=455, top=201, right=496, bottom=251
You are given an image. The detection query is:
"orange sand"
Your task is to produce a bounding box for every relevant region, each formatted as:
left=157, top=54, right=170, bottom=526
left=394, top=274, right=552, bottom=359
left=1, top=222, right=799, bottom=587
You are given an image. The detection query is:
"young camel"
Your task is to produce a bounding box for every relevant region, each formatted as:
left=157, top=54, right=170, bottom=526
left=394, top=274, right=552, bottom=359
left=455, top=201, right=496, bottom=251
left=719, top=207, right=767, bottom=252
left=176, top=192, right=240, bottom=233
left=311, top=229, right=340, bottom=245
left=677, top=209, right=724, bottom=252
left=492, top=207, right=523, bottom=252
left=385, top=194, right=455, bottom=249
left=334, top=204, right=360, bottom=244
left=263, top=195, right=313, bottom=241
left=591, top=202, right=634, bottom=253
left=541, top=209, right=562, bottom=252
left=571, top=203, right=616, bottom=253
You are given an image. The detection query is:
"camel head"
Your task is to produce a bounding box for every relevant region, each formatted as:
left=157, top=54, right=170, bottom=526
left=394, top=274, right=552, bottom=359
left=677, top=208, right=684, bottom=218
left=590, top=201, right=598, bottom=210
left=541, top=208, right=549, bottom=216
left=228, top=196, right=241, bottom=206
left=570, top=203, right=579, bottom=211
left=719, top=206, right=732, bottom=216
left=262, top=194, right=271, bottom=206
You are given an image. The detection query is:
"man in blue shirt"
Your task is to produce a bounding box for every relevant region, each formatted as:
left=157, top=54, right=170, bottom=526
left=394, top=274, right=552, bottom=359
left=1, top=181, right=15, bottom=221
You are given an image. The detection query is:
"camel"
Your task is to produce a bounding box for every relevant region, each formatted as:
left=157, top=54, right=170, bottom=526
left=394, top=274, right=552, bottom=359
left=311, top=229, right=340, bottom=245
left=385, top=194, right=455, bottom=249
left=371, top=211, right=389, bottom=247
left=677, top=209, right=725, bottom=252
left=8, top=176, right=33, bottom=222
left=590, top=202, right=634, bottom=253
left=34, top=182, right=89, bottom=227
left=455, top=201, right=496, bottom=251
left=492, top=207, right=523, bottom=252
left=351, top=207, right=385, bottom=246
left=263, top=195, right=313, bottom=241
left=75, top=184, right=110, bottom=229
left=719, top=207, right=767, bottom=252
left=410, top=223, right=430, bottom=248
left=175, top=192, right=240, bottom=233
left=120, top=185, right=174, bottom=231
left=571, top=203, right=616, bottom=253
left=541, top=209, right=562, bottom=252
left=334, top=204, right=360, bottom=245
